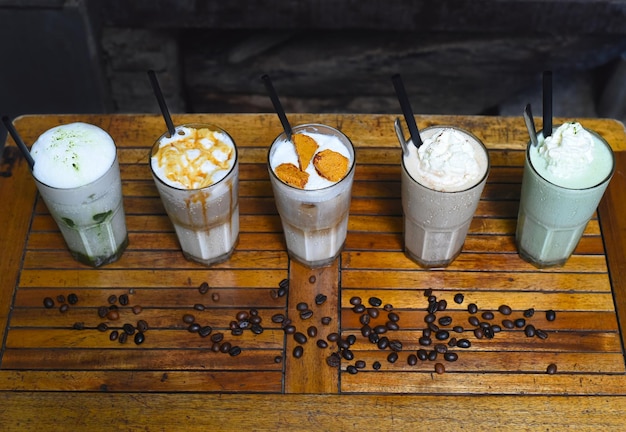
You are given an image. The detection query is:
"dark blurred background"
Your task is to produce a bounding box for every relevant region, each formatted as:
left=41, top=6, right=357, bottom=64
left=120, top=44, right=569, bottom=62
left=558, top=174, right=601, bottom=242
left=1, top=0, right=626, bottom=147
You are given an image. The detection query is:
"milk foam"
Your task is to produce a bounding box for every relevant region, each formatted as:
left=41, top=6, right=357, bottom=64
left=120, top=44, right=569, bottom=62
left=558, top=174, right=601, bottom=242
left=151, top=126, right=236, bottom=190
left=404, top=128, right=487, bottom=192
left=270, top=131, right=352, bottom=190
left=31, top=122, right=116, bottom=189
left=530, top=122, right=613, bottom=189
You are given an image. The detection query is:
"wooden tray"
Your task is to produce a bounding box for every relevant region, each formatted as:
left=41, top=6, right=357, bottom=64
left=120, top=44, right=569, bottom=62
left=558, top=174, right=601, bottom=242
left=2, top=114, right=626, bottom=428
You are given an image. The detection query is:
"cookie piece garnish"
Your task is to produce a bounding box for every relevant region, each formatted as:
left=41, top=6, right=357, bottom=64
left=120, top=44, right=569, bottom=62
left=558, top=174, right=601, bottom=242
left=313, top=149, right=349, bottom=182
left=293, top=133, right=319, bottom=171
left=274, top=163, right=309, bottom=189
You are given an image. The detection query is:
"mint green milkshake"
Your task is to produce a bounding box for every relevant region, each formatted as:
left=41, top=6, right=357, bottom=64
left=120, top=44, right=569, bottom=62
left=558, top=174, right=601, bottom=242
left=516, top=122, right=615, bottom=268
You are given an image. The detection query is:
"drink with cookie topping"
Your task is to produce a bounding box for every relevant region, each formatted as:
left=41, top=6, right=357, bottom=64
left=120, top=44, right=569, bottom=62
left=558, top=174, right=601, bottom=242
left=150, top=123, right=239, bottom=266
left=401, top=126, right=489, bottom=268
left=268, top=124, right=355, bottom=268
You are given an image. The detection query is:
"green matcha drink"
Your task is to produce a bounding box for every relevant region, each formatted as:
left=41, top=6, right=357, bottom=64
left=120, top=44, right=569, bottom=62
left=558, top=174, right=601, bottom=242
left=31, top=122, right=128, bottom=267
left=516, top=122, right=615, bottom=268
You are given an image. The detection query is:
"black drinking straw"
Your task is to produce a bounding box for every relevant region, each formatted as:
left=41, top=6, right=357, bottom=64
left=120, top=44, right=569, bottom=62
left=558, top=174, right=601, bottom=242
left=261, top=74, right=292, bottom=141
left=391, top=74, right=423, bottom=148
left=543, top=70, right=553, bottom=138
left=2, top=115, right=35, bottom=171
left=147, top=70, right=176, bottom=137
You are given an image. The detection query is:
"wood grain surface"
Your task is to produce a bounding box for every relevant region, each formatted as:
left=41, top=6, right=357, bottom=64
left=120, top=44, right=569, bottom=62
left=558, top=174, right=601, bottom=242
left=1, top=113, right=626, bottom=430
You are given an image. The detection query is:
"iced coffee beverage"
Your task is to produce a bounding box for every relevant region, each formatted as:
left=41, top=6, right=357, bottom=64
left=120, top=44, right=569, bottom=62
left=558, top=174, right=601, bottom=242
left=516, top=122, right=614, bottom=268
left=268, top=124, right=355, bottom=268
left=150, top=124, right=239, bottom=266
left=401, top=126, right=490, bottom=268
left=31, top=122, right=128, bottom=267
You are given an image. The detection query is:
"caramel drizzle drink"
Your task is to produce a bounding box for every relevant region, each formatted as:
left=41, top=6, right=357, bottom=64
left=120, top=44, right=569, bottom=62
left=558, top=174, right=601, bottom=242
left=268, top=124, right=355, bottom=268
left=150, top=124, right=239, bottom=266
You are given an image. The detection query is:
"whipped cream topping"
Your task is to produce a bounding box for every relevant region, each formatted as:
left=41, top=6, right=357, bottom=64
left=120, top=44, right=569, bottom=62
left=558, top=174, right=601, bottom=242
left=151, top=126, right=236, bottom=189
left=404, top=128, right=486, bottom=192
left=31, top=122, right=116, bottom=189
left=270, top=131, right=352, bottom=190
left=536, top=122, right=594, bottom=179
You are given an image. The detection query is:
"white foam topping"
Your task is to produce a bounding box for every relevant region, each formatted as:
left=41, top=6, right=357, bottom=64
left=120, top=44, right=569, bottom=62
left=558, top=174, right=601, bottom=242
left=536, top=122, right=594, bottom=179
left=270, top=131, right=352, bottom=190
left=404, top=128, right=485, bottom=192
left=151, top=126, right=236, bottom=189
left=31, top=122, right=116, bottom=189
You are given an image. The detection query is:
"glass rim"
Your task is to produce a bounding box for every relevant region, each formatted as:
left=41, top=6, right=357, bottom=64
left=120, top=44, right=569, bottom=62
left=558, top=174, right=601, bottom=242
left=149, top=123, right=239, bottom=191
left=33, top=152, right=119, bottom=191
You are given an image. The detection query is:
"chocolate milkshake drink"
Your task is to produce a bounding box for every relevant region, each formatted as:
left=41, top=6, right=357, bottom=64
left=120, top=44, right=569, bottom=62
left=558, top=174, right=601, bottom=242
left=150, top=124, right=239, bottom=266
left=516, top=122, right=615, bottom=268
left=268, top=124, right=355, bottom=268
left=401, top=126, right=490, bottom=268
left=31, top=122, right=128, bottom=267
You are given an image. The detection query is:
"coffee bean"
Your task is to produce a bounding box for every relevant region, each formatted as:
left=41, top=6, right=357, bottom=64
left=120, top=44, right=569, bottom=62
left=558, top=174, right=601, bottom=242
left=119, top=294, right=129, bottom=306
left=118, top=332, right=128, bottom=344
left=131, top=305, right=143, bottom=315
left=388, top=312, right=400, bottom=323
left=428, top=350, right=438, bottom=361
left=338, top=339, right=350, bottom=351
left=369, top=297, right=382, bottom=307
left=308, top=275, right=316, bottom=284
left=198, top=281, right=209, bottom=294
left=106, top=310, right=120, bottom=321
left=134, top=332, right=145, bottom=345
left=187, top=323, right=200, bottom=333
left=279, top=278, right=289, bottom=290
left=437, top=300, right=448, bottom=311
left=228, top=346, right=242, bottom=357
left=438, top=316, right=453, bottom=326
left=271, top=313, right=285, bottom=323
left=249, top=308, right=258, bottom=316
left=346, top=334, right=357, bottom=346
left=211, top=292, right=220, bottom=302
left=56, top=294, right=66, bottom=303
left=435, top=330, right=449, bottom=340
left=210, top=333, right=224, bottom=343
left=374, top=325, right=387, bottom=335
left=355, top=360, right=366, bottom=369
left=524, top=324, right=536, bottom=338
left=372, top=361, right=382, bottom=370
left=97, top=323, right=108, bottom=332
left=346, top=365, right=358, bottom=374
left=386, top=321, right=400, bottom=331
left=123, top=323, right=136, bottom=335
left=72, top=322, right=84, bottom=330
left=315, top=294, right=327, bottom=305
left=98, top=306, right=108, bottom=318
left=536, top=329, right=548, bottom=340
left=282, top=318, right=293, bottom=328
left=182, top=314, right=195, bottom=324
left=419, top=336, right=432, bottom=346
left=383, top=304, right=394, bottom=312
left=428, top=295, right=437, bottom=303
left=361, top=325, right=372, bottom=337
left=546, top=363, right=557, bottom=374
left=251, top=324, right=264, bottom=335
left=109, top=304, right=118, bottom=311
left=274, top=355, right=283, bottom=363
left=468, top=316, right=480, bottom=327
left=428, top=323, right=439, bottom=332
left=367, top=308, right=380, bottom=319
left=448, top=337, right=457, bottom=347
left=514, top=318, right=526, bottom=328
left=498, top=305, right=512, bottom=315
left=193, top=303, right=205, bottom=311
left=294, top=332, right=308, bottom=344
left=435, top=363, right=445, bottom=374
left=435, top=344, right=447, bottom=354
left=327, top=332, right=340, bottom=342
left=107, top=295, right=117, bottom=305
left=454, top=293, right=464, bottom=304
left=473, top=328, right=484, bottom=339
left=407, top=354, right=418, bottom=366
left=250, top=315, right=262, bottom=325
left=231, top=328, right=244, bottom=336
left=321, top=316, right=332, bottom=325
left=359, top=314, right=371, bottom=326
left=502, top=319, right=514, bottom=329
left=300, top=309, right=314, bottom=320
left=317, top=339, right=328, bottom=349
left=424, top=289, right=433, bottom=297
left=368, top=332, right=379, bottom=344
left=235, top=320, right=247, bottom=329
left=427, top=301, right=438, bottom=314
left=67, top=293, right=78, bottom=305
left=137, top=320, right=149, bottom=332
left=492, top=325, right=502, bottom=333
left=296, top=302, right=308, bottom=311
left=349, top=296, right=362, bottom=305
left=342, top=349, right=354, bottom=361
left=211, top=342, right=220, bottom=352
left=199, top=326, right=213, bottom=337
left=387, top=352, right=399, bottom=363
left=422, top=328, right=431, bottom=338
left=523, top=308, right=535, bottom=318
left=59, top=304, right=69, bottom=313
left=236, top=311, right=249, bottom=321
left=546, top=310, right=556, bottom=322
left=483, top=326, right=494, bottom=339
left=467, top=303, right=478, bottom=314
left=307, top=326, right=318, bottom=338
left=352, top=304, right=366, bottom=314
left=444, top=352, right=458, bottom=362
left=424, top=313, right=436, bottom=324
left=481, top=311, right=494, bottom=320
left=220, top=342, right=232, bottom=353
left=417, top=349, right=428, bottom=361
left=109, top=330, right=119, bottom=341
left=377, top=337, right=389, bottom=350
left=453, top=326, right=464, bottom=333
left=326, top=352, right=341, bottom=367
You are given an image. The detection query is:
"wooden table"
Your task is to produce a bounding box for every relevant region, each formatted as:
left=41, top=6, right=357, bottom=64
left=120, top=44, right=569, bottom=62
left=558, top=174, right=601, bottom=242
left=2, top=114, right=626, bottom=430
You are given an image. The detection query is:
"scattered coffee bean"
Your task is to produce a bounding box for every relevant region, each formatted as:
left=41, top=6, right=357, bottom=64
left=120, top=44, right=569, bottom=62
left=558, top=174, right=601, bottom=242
left=270, top=289, right=279, bottom=299
left=424, top=313, right=436, bottom=324
left=424, top=289, right=433, bottom=297
left=271, top=313, right=285, bottom=323
left=481, top=311, right=494, bottom=320
left=427, top=301, right=438, bottom=314
left=419, top=336, right=432, bottom=346
left=220, top=342, right=232, bottom=353
left=435, top=330, right=449, bottom=340
left=536, top=329, right=548, bottom=340
left=307, top=326, right=318, bottom=338
left=352, top=304, right=366, bottom=314
left=315, top=294, right=327, bottom=305
left=444, top=352, right=458, bottom=362
left=187, top=323, right=200, bottom=333
left=107, top=295, right=117, bottom=305
left=367, top=308, right=380, bottom=319
left=317, top=339, right=328, bottom=349
left=435, top=363, right=445, bottom=374
left=199, top=326, right=213, bottom=337
left=349, top=296, right=362, bottom=305
left=355, top=360, right=366, bottom=369
left=435, top=344, right=447, bottom=354
left=361, top=325, right=372, bottom=338
left=97, top=306, right=108, bottom=318
left=372, top=361, right=382, bottom=370
left=198, top=282, right=209, bottom=294
left=467, top=303, right=478, bottom=314
left=56, top=294, right=66, bottom=303
left=453, top=326, right=464, bottom=333
left=377, top=337, right=389, bottom=350
left=308, top=275, right=316, bottom=284
left=473, top=328, right=484, bottom=339
left=492, top=325, right=502, bottom=333
left=211, top=342, right=220, bottom=352
left=106, top=310, right=120, bottom=321
left=131, top=305, right=143, bottom=315
left=346, top=365, right=358, bottom=374
left=135, top=320, right=148, bottom=332
left=428, top=350, right=438, bottom=361
left=448, top=337, right=457, bottom=347
left=407, top=354, right=418, bottom=366
left=417, top=349, right=428, bottom=361
left=182, top=314, right=195, bottom=324
left=294, top=332, right=308, bottom=344
left=546, top=310, right=556, bottom=322
left=59, top=304, right=69, bottom=313
left=428, top=323, right=439, bottom=332
left=374, top=325, right=387, bottom=335
left=119, top=294, right=129, bottom=306
left=368, top=332, right=379, bottom=344
left=523, top=308, right=535, bottom=318
left=284, top=325, right=296, bottom=335
left=342, top=349, right=354, bottom=361
left=274, top=355, right=283, bottom=363
left=296, top=302, right=308, bottom=311
left=321, top=316, right=332, bottom=325
left=123, top=323, right=136, bottom=335
left=326, top=352, right=341, bottom=367
left=388, top=312, right=400, bottom=323
left=232, top=328, right=244, bottom=336
left=502, top=319, right=515, bottom=329
left=454, top=293, right=464, bottom=304
left=118, top=332, right=128, bottom=344
left=251, top=323, right=264, bottom=335
left=228, top=346, right=242, bottom=356
left=387, top=352, right=398, bottom=363
left=468, top=316, right=480, bottom=327
left=438, top=316, right=453, bottom=326
left=524, top=324, right=536, bottom=338
left=193, top=303, right=205, bottom=311
left=346, top=334, right=357, bottom=346
left=422, top=328, right=431, bottom=338
left=437, top=300, right=448, bottom=311
left=236, top=311, right=249, bottom=321
left=369, top=297, right=382, bottom=307
left=109, top=330, right=119, bottom=341
left=546, top=363, right=557, bottom=374
left=360, top=314, right=371, bottom=326
left=386, top=321, right=400, bottom=331
left=72, top=322, right=84, bottom=330
left=383, top=304, right=394, bottom=312
left=514, top=318, right=526, bottom=328
left=97, top=323, right=108, bottom=332
left=211, top=333, right=224, bottom=343
left=211, top=292, right=220, bottom=302
left=250, top=315, right=262, bottom=325
left=300, top=309, right=314, bottom=320
left=134, top=332, right=145, bottom=345
left=498, top=305, right=512, bottom=315
left=483, top=326, right=494, bottom=339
